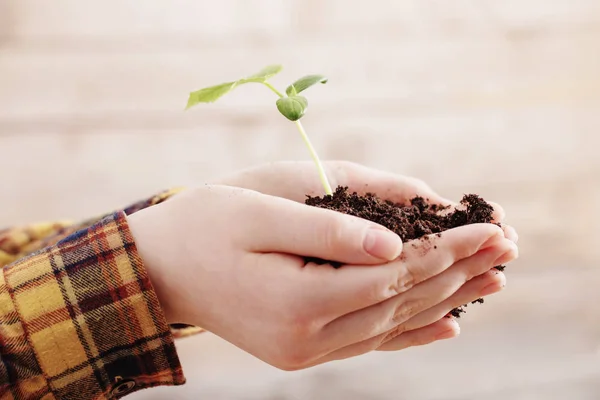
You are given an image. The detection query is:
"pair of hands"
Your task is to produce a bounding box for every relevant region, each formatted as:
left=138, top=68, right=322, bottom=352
left=127, top=161, right=518, bottom=371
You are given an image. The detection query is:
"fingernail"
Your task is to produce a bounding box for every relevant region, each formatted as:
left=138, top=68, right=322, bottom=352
left=364, top=227, right=403, bottom=261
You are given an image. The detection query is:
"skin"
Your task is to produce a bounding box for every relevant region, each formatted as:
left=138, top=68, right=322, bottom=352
left=126, top=161, right=518, bottom=371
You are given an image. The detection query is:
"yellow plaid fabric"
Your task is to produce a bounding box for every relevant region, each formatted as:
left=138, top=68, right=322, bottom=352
left=0, top=189, right=204, bottom=399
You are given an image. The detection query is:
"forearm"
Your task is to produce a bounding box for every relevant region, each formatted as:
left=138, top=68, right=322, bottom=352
left=0, top=187, right=202, bottom=398
left=0, top=212, right=184, bottom=398
left=0, top=188, right=185, bottom=269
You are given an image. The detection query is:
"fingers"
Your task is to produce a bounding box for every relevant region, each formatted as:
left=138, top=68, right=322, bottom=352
left=243, top=192, right=402, bottom=264
left=310, top=317, right=459, bottom=366
left=215, top=161, right=324, bottom=202
left=312, top=266, right=500, bottom=363
left=311, top=223, right=504, bottom=317
left=486, top=201, right=505, bottom=222
left=223, top=161, right=454, bottom=206
left=501, top=224, right=519, bottom=243
left=327, top=163, right=512, bottom=230
left=301, top=316, right=460, bottom=368
left=326, top=161, right=453, bottom=206
left=388, top=240, right=515, bottom=326
left=320, top=237, right=515, bottom=349
left=322, top=161, right=519, bottom=245
left=485, top=201, right=517, bottom=243
left=401, top=269, right=507, bottom=331
left=327, top=163, right=520, bottom=242
left=218, top=161, right=519, bottom=246
left=377, top=317, right=460, bottom=351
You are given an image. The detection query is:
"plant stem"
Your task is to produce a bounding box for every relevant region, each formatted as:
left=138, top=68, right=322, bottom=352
left=261, top=81, right=333, bottom=196
left=294, top=120, right=333, bottom=195
left=262, top=82, right=285, bottom=98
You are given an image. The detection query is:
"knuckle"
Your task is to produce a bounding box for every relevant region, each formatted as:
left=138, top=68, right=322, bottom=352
left=392, top=298, right=423, bottom=324
left=321, top=218, right=347, bottom=252
left=383, top=323, right=407, bottom=344
left=286, top=310, right=318, bottom=340
left=362, top=270, right=400, bottom=304
left=389, top=268, right=416, bottom=295
left=366, top=281, right=394, bottom=305
left=363, top=305, right=395, bottom=338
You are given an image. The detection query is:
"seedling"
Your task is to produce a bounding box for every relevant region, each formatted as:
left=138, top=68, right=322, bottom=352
left=185, top=64, right=333, bottom=195
left=184, top=64, right=512, bottom=316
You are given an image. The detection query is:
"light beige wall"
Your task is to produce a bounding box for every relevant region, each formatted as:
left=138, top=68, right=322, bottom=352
left=1, top=1, right=599, bottom=399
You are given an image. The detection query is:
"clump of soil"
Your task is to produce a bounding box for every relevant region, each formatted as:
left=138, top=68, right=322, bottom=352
left=304, top=186, right=505, bottom=318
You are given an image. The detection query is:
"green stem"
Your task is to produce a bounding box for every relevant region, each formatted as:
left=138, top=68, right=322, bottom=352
left=294, top=120, right=333, bottom=196
left=262, top=82, right=285, bottom=98
left=261, top=81, right=333, bottom=196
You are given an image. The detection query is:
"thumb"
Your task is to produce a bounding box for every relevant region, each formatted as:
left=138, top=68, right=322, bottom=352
left=244, top=193, right=403, bottom=264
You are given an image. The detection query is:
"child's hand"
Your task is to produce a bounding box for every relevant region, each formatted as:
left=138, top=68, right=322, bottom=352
left=127, top=184, right=517, bottom=371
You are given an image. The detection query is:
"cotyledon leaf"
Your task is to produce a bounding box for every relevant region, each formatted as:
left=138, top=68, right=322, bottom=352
left=276, top=96, right=308, bottom=121
left=286, top=75, right=328, bottom=96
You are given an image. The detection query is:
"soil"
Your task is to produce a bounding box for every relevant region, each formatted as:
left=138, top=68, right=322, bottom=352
left=304, top=186, right=506, bottom=318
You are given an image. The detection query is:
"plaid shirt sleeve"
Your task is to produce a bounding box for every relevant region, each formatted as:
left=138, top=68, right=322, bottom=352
left=0, top=189, right=204, bottom=399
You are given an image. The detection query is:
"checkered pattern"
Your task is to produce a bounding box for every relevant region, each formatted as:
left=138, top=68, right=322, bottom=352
left=0, top=189, right=205, bottom=399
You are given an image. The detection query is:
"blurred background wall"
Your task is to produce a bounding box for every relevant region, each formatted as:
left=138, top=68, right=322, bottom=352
left=1, top=1, right=599, bottom=399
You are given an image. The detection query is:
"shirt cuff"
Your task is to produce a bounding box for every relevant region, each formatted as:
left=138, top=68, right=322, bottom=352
left=3, top=211, right=185, bottom=399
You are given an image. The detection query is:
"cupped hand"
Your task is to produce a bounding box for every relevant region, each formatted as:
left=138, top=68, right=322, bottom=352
left=126, top=184, right=517, bottom=371
left=215, top=161, right=518, bottom=242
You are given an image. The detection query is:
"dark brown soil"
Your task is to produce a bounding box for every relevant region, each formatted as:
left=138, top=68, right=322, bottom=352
left=304, top=186, right=506, bottom=318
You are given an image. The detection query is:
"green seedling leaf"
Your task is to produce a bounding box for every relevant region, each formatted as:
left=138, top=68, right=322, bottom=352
left=186, top=65, right=283, bottom=109
left=186, top=81, right=237, bottom=109
left=184, top=63, right=333, bottom=195
left=286, top=74, right=328, bottom=96
left=276, top=96, right=308, bottom=121
left=239, top=64, right=283, bottom=83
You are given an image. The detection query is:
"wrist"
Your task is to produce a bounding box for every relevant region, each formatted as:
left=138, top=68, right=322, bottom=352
left=126, top=211, right=180, bottom=324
